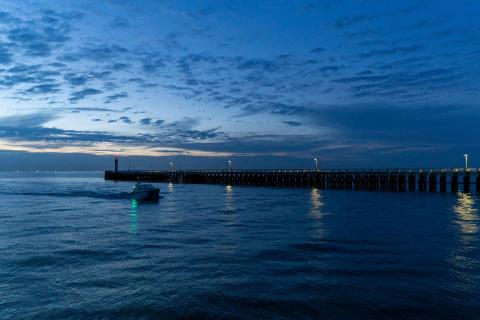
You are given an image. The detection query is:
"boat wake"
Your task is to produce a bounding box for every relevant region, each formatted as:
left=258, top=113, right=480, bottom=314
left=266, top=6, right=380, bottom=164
left=0, top=190, right=133, bottom=200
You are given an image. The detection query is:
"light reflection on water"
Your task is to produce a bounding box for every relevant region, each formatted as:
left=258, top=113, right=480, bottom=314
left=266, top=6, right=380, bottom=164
left=309, top=187, right=326, bottom=239
left=220, top=185, right=238, bottom=254
left=163, top=182, right=180, bottom=225
left=310, top=187, right=323, bottom=218
left=449, top=192, right=479, bottom=295
left=453, top=192, right=479, bottom=240
left=130, top=199, right=138, bottom=234
left=225, top=185, right=234, bottom=212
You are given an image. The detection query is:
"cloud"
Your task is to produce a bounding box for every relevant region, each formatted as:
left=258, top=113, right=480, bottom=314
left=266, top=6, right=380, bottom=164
left=128, top=78, right=158, bottom=89
left=110, top=16, right=130, bottom=28
left=310, top=47, right=325, bottom=54
left=176, top=54, right=219, bottom=76
left=311, top=104, right=480, bottom=146
left=22, top=83, right=61, bottom=95
left=0, top=11, right=18, bottom=24
left=0, top=64, right=61, bottom=91
left=8, top=28, right=52, bottom=57
left=330, top=67, right=460, bottom=100
left=111, top=62, right=130, bottom=71
left=140, top=118, right=166, bottom=126
left=283, top=121, right=303, bottom=127
left=142, top=58, right=166, bottom=73
left=69, top=88, right=102, bottom=103
left=238, top=102, right=310, bottom=117
left=49, top=62, right=66, bottom=68
left=89, top=71, right=112, bottom=80
left=140, top=118, right=152, bottom=125
left=119, top=116, right=134, bottom=124
left=67, top=107, right=120, bottom=113
left=357, top=45, right=422, bottom=58
left=161, top=84, right=201, bottom=100
left=5, top=9, right=77, bottom=58
left=0, top=44, right=12, bottom=64
left=105, top=92, right=128, bottom=103
left=59, top=44, right=129, bottom=62
left=0, top=112, right=229, bottom=153
left=335, top=15, right=373, bottom=29
left=318, top=65, right=344, bottom=74
left=165, top=117, right=200, bottom=130
left=270, top=103, right=309, bottom=115
left=237, top=58, right=278, bottom=72
left=0, top=112, right=57, bottom=127
left=64, top=73, right=89, bottom=86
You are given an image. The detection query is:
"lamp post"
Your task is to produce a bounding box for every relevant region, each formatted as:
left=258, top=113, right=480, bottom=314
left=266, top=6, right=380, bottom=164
left=314, top=158, right=318, bottom=171
left=228, top=160, right=232, bottom=171
left=169, top=161, right=174, bottom=171
left=464, top=154, right=469, bottom=170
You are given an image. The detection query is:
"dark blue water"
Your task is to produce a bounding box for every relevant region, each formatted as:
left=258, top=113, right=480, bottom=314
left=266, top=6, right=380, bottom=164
left=0, top=172, right=479, bottom=319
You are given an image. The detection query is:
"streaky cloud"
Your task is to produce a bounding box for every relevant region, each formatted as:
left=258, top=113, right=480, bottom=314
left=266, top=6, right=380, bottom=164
left=69, top=88, right=102, bottom=103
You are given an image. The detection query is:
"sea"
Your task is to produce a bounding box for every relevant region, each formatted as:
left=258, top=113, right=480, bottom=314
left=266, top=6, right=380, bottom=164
left=0, top=172, right=479, bottom=319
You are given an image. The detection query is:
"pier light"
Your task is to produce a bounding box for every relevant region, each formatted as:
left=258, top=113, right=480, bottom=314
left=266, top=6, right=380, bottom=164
left=314, top=158, right=318, bottom=171
left=464, top=154, right=469, bottom=170
left=228, top=160, right=232, bottom=170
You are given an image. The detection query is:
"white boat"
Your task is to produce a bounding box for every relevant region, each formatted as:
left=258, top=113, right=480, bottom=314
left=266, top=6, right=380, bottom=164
left=131, top=182, right=160, bottom=201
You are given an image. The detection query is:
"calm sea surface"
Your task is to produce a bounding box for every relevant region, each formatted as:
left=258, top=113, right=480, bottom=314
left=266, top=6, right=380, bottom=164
left=0, top=172, right=479, bottom=319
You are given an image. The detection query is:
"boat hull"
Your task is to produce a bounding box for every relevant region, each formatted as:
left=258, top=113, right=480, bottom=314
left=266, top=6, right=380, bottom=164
left=131, top=188, right=160, bottom=201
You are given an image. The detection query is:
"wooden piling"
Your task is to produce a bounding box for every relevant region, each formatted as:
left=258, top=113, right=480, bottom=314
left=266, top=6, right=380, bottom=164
left=418, top=172, right=427, bottom=191
left=464, top=173, right=470, bottom=193
left=398, top=174, right=406, bottom=192
left=451, top=173, right=459, bottom=193
left=408, top=173, right=416, bottom=191
left=477, top=173, right=480, bottom=193
left=429, top=172, right=437, bottom=192
left=440, top=173, right=447, bottom=192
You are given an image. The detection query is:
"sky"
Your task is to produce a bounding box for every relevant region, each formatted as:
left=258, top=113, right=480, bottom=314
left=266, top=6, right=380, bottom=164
left=0, top=0, right=479, bottom=170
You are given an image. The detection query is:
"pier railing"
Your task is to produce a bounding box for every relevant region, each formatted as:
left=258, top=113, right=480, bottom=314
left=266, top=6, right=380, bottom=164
left=105, top=168, right=480, bottom=192
left=106, top=168, right=479, bottom=174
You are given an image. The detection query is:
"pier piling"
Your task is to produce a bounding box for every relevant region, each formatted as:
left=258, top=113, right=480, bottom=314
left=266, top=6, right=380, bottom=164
left=418, top=172, right=427, bottom=192
left=451, top=173, right=459, bottom=193
left=429, top=172, right=437, bottom=192
left=440, top=173, right=447, bottom=192
left=464, top=173, right=471, bottom=193
left=104, top=168, right=479, bottom=193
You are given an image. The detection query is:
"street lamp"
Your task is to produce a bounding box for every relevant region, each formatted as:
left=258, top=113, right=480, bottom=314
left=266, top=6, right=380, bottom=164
left=314, top=158, right=318, bottom=171
left=464, top=154, right=468, bottom=170
left=228, top=160, right=232, bottom=171
left=169, top=162, right=174, bottom=171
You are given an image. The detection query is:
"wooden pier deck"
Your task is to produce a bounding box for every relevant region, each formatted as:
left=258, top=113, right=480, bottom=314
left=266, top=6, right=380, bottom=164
left=105, top=169, right=480, bottom=192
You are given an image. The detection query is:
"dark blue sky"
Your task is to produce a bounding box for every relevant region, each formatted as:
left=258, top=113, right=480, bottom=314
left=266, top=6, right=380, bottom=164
left=0, top=0, right=479, bottom=170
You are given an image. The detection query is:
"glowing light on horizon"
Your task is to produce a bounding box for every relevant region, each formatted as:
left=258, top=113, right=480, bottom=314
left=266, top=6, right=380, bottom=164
left=0, top=139, right=235, bottom=157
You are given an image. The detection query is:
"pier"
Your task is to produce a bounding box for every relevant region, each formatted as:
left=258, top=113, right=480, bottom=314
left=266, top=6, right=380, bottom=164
left=105, top=169, right=480, bottom=192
